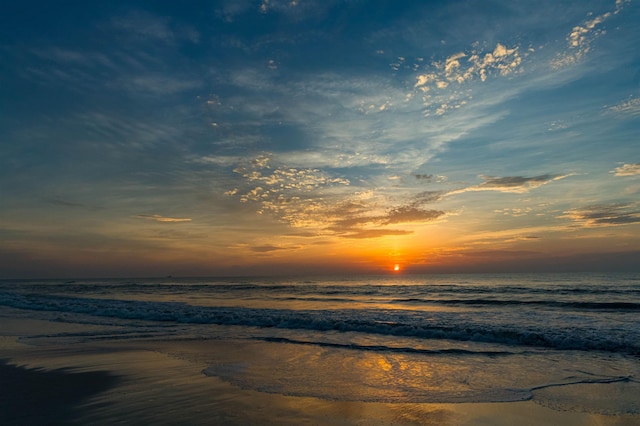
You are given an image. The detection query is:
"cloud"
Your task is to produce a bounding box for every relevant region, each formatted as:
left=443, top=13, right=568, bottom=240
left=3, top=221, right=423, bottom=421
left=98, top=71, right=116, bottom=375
left=258, top=0, right=335, bottom=20
left=193, top=155, right=240, bottom=167
left=135, top=214, right=192, bottom=223
left=382, top=206, right=446, bottom=225
left=109, top=10, right=199, bottom=44
left=119, top=75, right=203, bottom=96
left=284, top=231, right=323, bottom=238
left=44, top=198, right=87, bottom=208
left=206, top=37, right=526, bottom=179
left=23, top=47, right=119, bottom=91
left=494, top=207, right=533, bottom=217
left=561, top=203, right=640, bottom=227
left=414, top=43, right=522, bottom=89
left=111, top=11, right=175, bottom=42
left=250, top=244, right=294, bottom=253
left=215, top=0, right=254, bottom=21
left=226, top=155, right=450, bottom=238
left=146, top=229, right=207, bottom=239
left=615, top=0, right=631, bottom=14
left=551, top=1, right=627, bottom=69
left=214, top=4, right=628, bottom=241
left=415, top=173, right=434, bottom=181
left=31, top=47, right=118, bottom=71
left=547, top=120, right=569, bottom=131
left=229, top=155, right=351, bottom=225
left=328, top=204, right=447, bottom=232
left=459, top=249, right=540, bottom=258
left=15, top=11, right=203, bottom=98
left=415, top=174, right=447, bottom=183
left=204, top=41, right=521, bottom=188
left=25, top=40, right=201, bottom=102
left=504, top=235, right=541, bottom=242
left=340, top=229, right=414, bottom=239
left=448, top=174, right=572, bottom=195
left=413, top=42, right=524, bottom=116
left=412, top=191, right=446, bottom=204
left=325, top=195, right=448, bottom=237
left=612, top=163, right=640, bottom=176
left=606, top=97, right=640, bottom=117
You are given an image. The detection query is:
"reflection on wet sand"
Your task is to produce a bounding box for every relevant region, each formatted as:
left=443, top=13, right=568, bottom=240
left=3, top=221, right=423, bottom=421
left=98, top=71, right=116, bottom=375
left=1, top=325, right=638, bottom=425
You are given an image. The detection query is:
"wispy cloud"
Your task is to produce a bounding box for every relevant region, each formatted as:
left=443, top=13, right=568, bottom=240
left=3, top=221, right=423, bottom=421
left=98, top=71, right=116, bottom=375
left=448, top=174, right=572, bottom=195
left=22, top=47, right=119, bottom=91
left=494, top=207, right=533, bottom=217
left=44, top=198, right=87, bottom=208
left=214, top=0, right=254, bottom=22
left=109, top=10, right=199, bottom=44
left=21, top=9, right=202, bottom=100
left=206, top=48, right=518, bottom=177
left=135, top=214, right=192, bottom=223
left=250, top=244, right=297, bottom=253
left=67, top=111, right=184, bottom=151
left=458, top=249, right=540, bottom=258
left=117, top=75, right=203, bottom=96
left=145, top=229, right=207, bottom=239
left=31, top=47, right=118, bottom=70
left=612, top=163, right=640, bottom=176
left=606, top=97, right=640, bottom=117
left=561, top=203, right=640, bottom=227
left=260, top=0, right=294, bottom=14
left=340, top=229, right=414, bottom=239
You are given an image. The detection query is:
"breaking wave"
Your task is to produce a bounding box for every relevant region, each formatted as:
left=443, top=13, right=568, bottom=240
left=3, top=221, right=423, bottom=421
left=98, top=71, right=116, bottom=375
left=1, top=292, right=638, bottom=354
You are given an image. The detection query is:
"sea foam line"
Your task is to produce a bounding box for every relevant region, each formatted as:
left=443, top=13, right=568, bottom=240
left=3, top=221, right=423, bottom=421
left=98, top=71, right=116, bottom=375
left=255, top=336, right=518, bottom=356
left=1, top=292, right=638, bottom=354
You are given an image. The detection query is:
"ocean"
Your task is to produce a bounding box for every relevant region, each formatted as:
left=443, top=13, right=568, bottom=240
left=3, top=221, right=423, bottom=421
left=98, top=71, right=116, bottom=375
left=1, top=272, right=639, bottom=415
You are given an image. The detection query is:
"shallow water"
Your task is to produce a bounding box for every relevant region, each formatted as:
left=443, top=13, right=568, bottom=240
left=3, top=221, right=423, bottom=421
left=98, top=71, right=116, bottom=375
left=1, top=272, right=638, bottom=414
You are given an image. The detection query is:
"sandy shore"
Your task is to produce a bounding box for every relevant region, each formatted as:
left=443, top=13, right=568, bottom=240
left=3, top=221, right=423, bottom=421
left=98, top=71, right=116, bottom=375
left=0, top=360, right=118, bottom=425
left=1, top=313, right=638, bottom=425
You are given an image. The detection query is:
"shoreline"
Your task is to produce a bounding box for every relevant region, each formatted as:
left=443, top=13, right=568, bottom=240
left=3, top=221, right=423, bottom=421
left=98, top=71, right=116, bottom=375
left=1, top=313, right=639, bottom=425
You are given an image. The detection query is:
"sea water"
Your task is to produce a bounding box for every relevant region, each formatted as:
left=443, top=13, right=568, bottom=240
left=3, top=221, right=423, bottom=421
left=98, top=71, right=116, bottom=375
left=1, top=272, right=638, bottom=413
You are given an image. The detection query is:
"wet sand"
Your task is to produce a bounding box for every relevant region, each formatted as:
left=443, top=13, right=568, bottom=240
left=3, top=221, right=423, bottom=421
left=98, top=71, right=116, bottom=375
left=0, top=361, right=118, bottom=425
left=1, top=314, right=638, bottom=425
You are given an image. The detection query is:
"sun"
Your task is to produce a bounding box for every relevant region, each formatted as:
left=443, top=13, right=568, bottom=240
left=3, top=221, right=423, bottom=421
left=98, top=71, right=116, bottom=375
left=393, top=264, right=400, bottom=272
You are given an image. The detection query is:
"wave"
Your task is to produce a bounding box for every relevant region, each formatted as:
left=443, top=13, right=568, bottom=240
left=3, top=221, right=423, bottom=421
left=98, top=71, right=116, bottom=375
left=9, top=280, right=639, bottom=298
left=393, top=298, right=640, bottom=310
left=266, top=295, right=640, bottom=310
left=1, top=292, right=638, bottom=355
left=255, top=336, right=518, bottom=356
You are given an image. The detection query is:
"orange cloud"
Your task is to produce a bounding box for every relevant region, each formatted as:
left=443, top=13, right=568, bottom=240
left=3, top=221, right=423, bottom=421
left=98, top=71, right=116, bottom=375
left=135, top=214, right=192, bottom=223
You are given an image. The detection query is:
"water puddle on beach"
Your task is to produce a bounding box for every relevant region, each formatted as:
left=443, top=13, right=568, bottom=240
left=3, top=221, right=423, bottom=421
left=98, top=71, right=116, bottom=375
left=202, top=339, right=640, bottom=414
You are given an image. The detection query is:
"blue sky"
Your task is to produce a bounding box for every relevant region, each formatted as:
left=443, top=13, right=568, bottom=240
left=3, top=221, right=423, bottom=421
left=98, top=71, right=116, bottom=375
left=1, top=0, right=639, bottom=278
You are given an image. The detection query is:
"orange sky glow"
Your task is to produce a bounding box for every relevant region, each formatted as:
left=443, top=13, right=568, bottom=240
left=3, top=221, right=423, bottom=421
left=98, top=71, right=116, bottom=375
left=1, top=0, right=639, bottom=278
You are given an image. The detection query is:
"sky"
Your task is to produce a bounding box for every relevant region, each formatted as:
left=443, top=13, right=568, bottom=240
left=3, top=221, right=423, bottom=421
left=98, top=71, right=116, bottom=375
left=1, top=0, right=639, bottom=278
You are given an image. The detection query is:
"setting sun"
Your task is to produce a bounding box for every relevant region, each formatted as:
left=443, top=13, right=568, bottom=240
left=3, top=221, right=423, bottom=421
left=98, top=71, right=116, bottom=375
left=393, top=264, right=400, bottom=272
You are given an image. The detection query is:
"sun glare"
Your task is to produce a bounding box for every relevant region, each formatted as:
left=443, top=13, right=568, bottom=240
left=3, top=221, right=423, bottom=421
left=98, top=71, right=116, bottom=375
left=393, top=264, right=400, bottom=272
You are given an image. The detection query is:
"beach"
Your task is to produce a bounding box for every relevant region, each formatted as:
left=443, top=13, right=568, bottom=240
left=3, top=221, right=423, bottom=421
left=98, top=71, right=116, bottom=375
left=1, top=274, right=639, bottom=425
left=2, top=321, right=636, bottom=426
